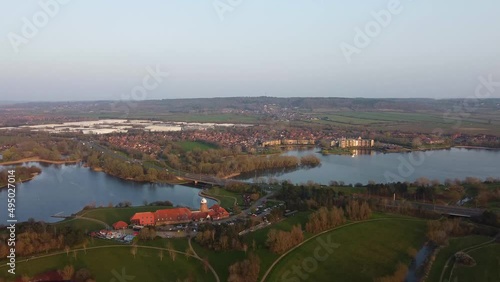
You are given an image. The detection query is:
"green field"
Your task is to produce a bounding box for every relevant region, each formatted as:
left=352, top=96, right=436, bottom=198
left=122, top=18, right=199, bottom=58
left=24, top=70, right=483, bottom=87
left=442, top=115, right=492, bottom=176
left=176, top=141, right=218, bottom=152
left=451, top=243, right=500, bottom=282
left=95, top=112, right=260, bottom=124
left=204, top=187, right=243, bottom=208
left=427, top=235, right=492, bottom=282
left=189, top=211, right=311, bottom=281
left=51, top=218, right=107, bottom=232
left=0, top=246, right=213, bottom=282
left=265, top=218, right=427, bottom=282
left=310, top=111, right=500, bottom=134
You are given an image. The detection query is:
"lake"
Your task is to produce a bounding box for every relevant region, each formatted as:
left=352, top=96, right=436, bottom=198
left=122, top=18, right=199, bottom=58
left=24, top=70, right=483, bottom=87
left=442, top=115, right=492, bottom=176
left=238, top=148, right=500, bottom=185
left=2, top=148, right=499, bottom=223
left=0, top=162, right=215, bottom=223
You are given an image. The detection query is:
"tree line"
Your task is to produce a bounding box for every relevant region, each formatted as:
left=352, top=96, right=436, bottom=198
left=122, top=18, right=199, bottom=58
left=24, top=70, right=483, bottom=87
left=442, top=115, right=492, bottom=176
left=0, top=165, right=41, bottom=188
left=266, top=224, right=304, bottom=254
left=84, top=151, right=175, bottom=183
left=0, top=220, right=86, bottom=258
left=0, top=133, right=85, bottom=162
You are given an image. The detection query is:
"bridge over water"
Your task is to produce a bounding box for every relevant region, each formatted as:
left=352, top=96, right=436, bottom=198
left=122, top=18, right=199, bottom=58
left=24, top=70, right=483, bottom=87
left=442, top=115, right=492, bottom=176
left=179, top=173, right=245, bottom=186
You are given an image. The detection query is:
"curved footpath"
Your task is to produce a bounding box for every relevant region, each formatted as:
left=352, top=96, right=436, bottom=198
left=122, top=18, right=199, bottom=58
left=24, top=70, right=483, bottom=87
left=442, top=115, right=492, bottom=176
left=439, top=236, right=498, bottom=282
left=189, top=237, right=221, bottom=282
left=0, top=244, right=220, bottom=282
left=260, top=217, right=426, bottom=282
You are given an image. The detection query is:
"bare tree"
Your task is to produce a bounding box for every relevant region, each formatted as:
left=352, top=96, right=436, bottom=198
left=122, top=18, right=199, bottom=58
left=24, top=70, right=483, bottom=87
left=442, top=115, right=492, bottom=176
left=59, top=265, right=75, bottom=280
left=131, top=244, right=137, bottom=259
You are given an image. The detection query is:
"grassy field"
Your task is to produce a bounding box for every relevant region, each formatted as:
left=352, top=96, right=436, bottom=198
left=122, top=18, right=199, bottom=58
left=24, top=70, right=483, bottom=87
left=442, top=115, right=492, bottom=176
left=426, top=235, right=492, bottom=282
left=451, top=243, right=500, bottom=282
left=310, top=111, right=500, bottom=135
left=191, top=242, right=247, bottom=282
left=96, top=112, right=260, bottom=124
left=175, top=141, right=217, bottom=152
left=79, top=206, right=168, bottom=226
left=265, top=218, right=427, bottom=282
left=204, top=187, right=243, bottom=208
left=190, top=211, right=312, bottom=281
left=138, top=237, right=190, bottom=252
left=51, top=218, right=107, bottom=232
left=0, top=246, right=213, bottom=282
left=157, top=113, right=260, bottom=123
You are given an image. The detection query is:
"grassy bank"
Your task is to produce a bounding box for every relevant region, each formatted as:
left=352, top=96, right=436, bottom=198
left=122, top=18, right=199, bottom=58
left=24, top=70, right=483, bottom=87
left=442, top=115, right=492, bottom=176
left=0, top=246, right=212, bottom=281
left=265, top=218, right=427, bottom=282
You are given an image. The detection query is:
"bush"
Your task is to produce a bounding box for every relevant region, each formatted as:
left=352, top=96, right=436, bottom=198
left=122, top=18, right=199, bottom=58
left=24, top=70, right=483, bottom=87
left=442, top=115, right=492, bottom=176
left=454, top=251, right=476, bottom=266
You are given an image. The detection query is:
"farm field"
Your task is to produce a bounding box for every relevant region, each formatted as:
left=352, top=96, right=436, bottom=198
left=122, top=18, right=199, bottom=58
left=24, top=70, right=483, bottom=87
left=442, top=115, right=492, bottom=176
left=95, top=112, right=260, bottom=124
left=309, top=111, right=500, bottom=135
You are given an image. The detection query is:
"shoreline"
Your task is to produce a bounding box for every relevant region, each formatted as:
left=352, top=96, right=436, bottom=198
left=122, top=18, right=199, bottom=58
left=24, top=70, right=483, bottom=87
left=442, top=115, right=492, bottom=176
left=0, top=173, right=39, bottom=189
left=198, top=190, right=222, bottom=206
left=0, top=158, right=81, bottom=166
left=454, top=145, right=500, bottom=150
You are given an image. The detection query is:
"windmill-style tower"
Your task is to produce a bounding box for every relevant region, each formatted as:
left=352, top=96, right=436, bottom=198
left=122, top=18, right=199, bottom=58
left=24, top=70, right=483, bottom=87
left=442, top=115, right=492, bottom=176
left=200, top=198, right=209, bottom=212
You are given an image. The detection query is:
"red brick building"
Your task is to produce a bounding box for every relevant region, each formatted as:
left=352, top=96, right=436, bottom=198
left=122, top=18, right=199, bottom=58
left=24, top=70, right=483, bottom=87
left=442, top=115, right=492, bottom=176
left=129, top=198, right=230, bottom=226
left=130, top=212, right=155, bottom=226
left=112, top=221, right=129, bottom=230
left=154, top=207, right=192, bottom=225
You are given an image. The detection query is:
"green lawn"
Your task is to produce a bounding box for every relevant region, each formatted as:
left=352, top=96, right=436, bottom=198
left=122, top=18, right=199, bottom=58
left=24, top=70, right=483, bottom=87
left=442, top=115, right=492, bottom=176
left=0, top=246, right=213, bottom=282
left=204, top=187, right=243, bottom=208
left=427, top=235, right=492, bottom=282
left=79, top=206, right=168, bottom=226
left=51, top=218, right=107, bottom=232
left=265, top=218, right=427, bottom=282
left=244, top=211, right=312, bottom=249
left=451, top=243, right=500, bottom=282
left=191, top=241, right=247, bottom=282
left=138, top=237, right=190, bottom=253
left=176, top=141, right=218, bottom=152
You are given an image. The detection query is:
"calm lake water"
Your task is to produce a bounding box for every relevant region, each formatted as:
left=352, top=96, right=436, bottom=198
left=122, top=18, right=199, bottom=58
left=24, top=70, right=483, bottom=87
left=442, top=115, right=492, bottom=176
left=238, top=148, right=500, bottom=185
left=0, top=163, right=215, bottom=223
left=2, top=148, right=499, bottom=223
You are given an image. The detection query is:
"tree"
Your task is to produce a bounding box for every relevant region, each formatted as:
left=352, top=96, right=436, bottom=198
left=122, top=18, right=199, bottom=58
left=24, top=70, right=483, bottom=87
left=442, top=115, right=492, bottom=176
left=228, top=253, right=260, bottom=282
left=74, top=268, right=93, bottom=282
left=59, top=265, right=75, bottom=280
left=203, top=257, right=210, bottom=273
left=131, top=244, right=137, bottom=259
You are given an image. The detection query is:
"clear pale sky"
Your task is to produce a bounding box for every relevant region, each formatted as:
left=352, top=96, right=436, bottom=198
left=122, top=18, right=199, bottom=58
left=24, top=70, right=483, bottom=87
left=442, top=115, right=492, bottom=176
left=1, top=0, right=499, bottom=101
